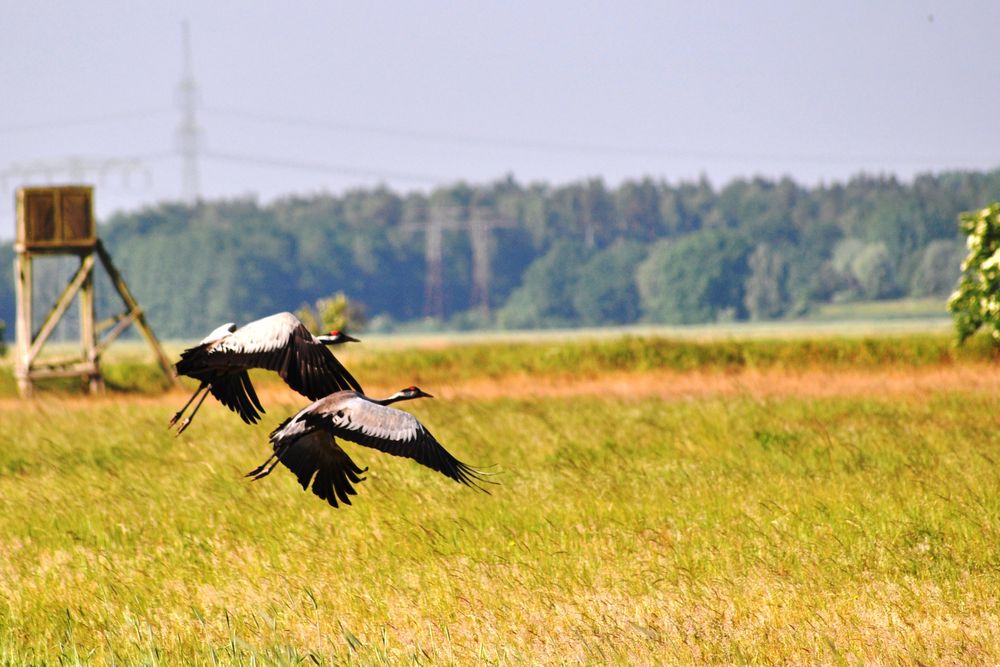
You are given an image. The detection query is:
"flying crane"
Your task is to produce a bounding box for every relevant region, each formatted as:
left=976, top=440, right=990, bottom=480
left=247, top=386, right=491, bottom=508
left=170, top=311, right=362, bottom=433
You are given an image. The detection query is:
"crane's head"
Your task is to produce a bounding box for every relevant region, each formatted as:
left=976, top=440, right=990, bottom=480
left=316, top=329, right=360, bottom=345
left=390, top=386, right=434, bottom=402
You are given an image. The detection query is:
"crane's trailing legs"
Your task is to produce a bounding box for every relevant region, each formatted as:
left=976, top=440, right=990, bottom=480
left=170, top=382, right=212, bottom=435
left=169, top=382, right=206, bottom=426
left=245, top=452, right=279, bottom=480
left=245, top=441, right=296, bottom=480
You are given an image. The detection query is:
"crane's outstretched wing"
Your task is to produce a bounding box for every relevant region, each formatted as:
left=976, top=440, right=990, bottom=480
left=274, top=429, right=368, bottom=508
left=207, top=371, right=265, bottom=424
left=176, top=347, right=265, bottom=424
left=300, top=396, right=489, bottom=491
left=208, top=313, right=363, bottom=399
left=280, top=324, right=364, bottom=398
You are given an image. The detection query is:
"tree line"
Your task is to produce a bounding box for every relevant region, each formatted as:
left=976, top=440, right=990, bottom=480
left=0, top=169, right=998, bottom=340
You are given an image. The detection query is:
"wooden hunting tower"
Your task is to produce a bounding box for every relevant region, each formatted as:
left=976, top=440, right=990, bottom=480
left=13, top=185, right=175, bottom=396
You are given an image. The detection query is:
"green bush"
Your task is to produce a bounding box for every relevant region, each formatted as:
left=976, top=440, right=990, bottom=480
left=949, top=202, right=1000, bottom=343
left=296, top=292, right=368, bottom=334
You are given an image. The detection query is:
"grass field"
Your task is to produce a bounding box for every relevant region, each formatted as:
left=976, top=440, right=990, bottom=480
left=1, top=333, right=1000, bottom=664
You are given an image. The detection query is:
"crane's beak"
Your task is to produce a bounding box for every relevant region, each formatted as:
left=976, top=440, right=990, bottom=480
left=416, top=389, right=434, bottom=399
left=339, top=333, right=360, bottom=343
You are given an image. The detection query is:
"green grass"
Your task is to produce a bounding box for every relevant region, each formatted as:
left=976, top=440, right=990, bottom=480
left=1, top=387, right=999, bottom=663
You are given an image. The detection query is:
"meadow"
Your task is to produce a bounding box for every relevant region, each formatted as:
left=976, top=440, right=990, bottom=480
left=1, top=332, right=999, bottom=664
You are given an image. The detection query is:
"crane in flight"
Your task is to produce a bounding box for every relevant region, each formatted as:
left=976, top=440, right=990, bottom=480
left=247, top=386, right=493, bottom=508
left=170, top=312, right=362, bottom=434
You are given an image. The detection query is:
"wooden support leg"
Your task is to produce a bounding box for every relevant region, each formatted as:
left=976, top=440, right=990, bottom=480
left=78, top=253, right=103, bottom=394
left=14, top=253, right=33, bottom=398
left=95, top=240, right=177, bottom=387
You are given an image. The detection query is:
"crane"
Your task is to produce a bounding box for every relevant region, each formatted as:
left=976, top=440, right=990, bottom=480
left=169, top=311, right=362, bottom=434
left=246, top=386, right=492, bottom=508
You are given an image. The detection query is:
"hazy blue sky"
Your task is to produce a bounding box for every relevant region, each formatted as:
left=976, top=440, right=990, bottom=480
left=2, top=1, right=998, bottom=229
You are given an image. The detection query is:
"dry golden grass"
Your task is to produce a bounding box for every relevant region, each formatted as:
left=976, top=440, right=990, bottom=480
left=422, top=361, right=1000, bottom=402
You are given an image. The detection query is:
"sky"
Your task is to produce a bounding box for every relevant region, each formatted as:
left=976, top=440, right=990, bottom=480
left=1, top=1, right=999, bottom=233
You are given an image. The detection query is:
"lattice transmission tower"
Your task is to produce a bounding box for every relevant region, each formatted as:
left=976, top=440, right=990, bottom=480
left=404, top=204, right=516, bottom=319
left=176, top=21, right=201, bottom=203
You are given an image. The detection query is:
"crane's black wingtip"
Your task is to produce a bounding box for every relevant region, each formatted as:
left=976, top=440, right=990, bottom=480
left=456, top=462, right=501, bottom=494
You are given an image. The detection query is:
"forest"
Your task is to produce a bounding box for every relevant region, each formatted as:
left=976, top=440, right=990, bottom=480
left=1, top=169, right=999, bottom=339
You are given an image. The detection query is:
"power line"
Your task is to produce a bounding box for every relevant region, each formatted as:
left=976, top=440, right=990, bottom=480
left=0, top=152, right=174, bottom=177
left=0, top=108, right=173, bottom=135
left=201, top=105, right=989, bottom=166
left=202, top=150, right=447, bottom=184
left=204, top=105, right=684, bottom=158
left=1, top=102, right=987, bottom=174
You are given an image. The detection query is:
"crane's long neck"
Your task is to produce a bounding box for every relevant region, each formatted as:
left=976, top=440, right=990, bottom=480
left=374, top=392, right=417, bottom=406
